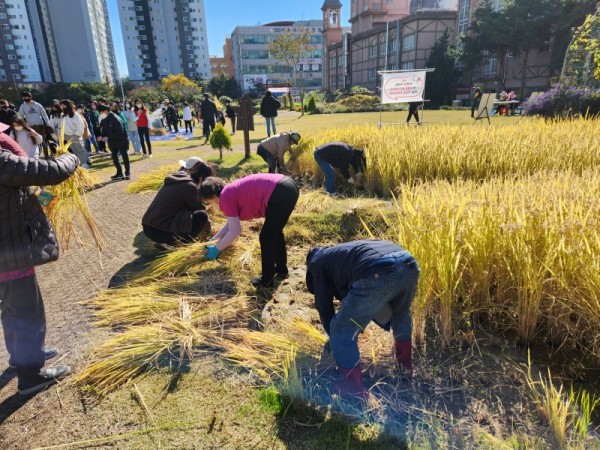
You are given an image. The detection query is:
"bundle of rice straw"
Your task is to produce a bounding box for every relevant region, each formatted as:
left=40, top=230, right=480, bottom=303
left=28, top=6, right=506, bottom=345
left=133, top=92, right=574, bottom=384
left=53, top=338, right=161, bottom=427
left=44, top=125, right=103, bottom=250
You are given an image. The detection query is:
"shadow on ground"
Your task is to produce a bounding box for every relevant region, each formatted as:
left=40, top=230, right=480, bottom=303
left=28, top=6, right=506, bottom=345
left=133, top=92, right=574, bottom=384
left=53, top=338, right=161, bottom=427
left=108, top=231, right=157, bottom=288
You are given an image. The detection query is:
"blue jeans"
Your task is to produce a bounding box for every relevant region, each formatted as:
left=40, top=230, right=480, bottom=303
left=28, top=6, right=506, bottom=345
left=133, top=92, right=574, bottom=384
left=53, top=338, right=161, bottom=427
left=314, top=151, right=336, bottom=194
left=265, top=116, right=276, bottom=136
left=128, top=130, right=141, bottom=153
left=330, top=251, right=420, bottom=369
left=85, top=130, right=100, bottom=154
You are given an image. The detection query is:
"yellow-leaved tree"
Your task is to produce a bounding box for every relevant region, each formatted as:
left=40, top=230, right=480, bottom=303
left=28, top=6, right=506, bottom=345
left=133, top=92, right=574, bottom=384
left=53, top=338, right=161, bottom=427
left=160, top=74, right=201, bottom=103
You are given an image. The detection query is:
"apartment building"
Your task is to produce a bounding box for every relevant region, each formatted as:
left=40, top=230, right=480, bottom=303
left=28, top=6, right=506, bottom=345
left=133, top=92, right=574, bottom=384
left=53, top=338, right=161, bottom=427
left=117, top=0, right=210, bottom=82
left=0, top=0, right=118, bottom=84
left=210, top=37, right=234, bottom=79
left=231, top=20, right=323, bottom=93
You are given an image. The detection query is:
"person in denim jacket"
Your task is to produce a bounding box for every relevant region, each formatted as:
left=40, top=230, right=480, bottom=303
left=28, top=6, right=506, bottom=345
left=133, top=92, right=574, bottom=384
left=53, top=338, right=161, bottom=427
left=306, top=240, right=420, bottom=399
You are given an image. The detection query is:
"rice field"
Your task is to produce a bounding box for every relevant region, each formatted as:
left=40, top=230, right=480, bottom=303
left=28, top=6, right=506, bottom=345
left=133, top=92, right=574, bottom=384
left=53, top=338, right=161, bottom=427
left=78, top=117, right=600, bottom=448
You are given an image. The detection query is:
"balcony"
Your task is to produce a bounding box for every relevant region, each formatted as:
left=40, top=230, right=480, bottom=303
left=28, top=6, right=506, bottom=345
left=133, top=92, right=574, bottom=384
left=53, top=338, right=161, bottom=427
left=350, top=2, right=387, bottom=21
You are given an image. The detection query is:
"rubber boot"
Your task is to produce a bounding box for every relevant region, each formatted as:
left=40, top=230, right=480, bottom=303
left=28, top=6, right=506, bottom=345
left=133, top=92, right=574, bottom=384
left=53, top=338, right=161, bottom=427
left=394, top=339, right=413, bottom=375
left=332, top=365, right=367, bottom=400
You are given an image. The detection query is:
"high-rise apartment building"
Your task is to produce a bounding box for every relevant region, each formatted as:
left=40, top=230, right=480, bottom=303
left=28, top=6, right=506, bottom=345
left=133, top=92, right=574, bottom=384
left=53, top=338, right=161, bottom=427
left=0, top=0, right=118, bottom=84
left=117, top=0, right=210, bottom=82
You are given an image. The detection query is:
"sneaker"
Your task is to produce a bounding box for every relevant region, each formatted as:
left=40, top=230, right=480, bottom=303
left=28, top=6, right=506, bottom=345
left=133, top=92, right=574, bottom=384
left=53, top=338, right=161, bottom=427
left=251, top=276, right=275, bottom=288
left=124, top=175, right=131, bottom=180
left=141, top=154, right=149, bottom=159
left=275, top=270, right=289, bottom=280
left=110, top=173, right=124, bottom=180
left=18, top=366, right=71, bottom=396
left=154, top=242, right=178, bottom=252
left=326, top=192, right=341, bottom=198
left=9, top=347, right=58, bottom=369
left=148, top=154, right=153, bottom=158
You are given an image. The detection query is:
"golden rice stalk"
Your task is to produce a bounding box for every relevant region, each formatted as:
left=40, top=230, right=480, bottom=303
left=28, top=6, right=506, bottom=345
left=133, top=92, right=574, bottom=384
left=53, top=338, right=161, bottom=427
left=126, top=164, right=180, bottom=194
left=44, top=123, right=103, bottom=250
left=76, top=296, right=250, bottom=396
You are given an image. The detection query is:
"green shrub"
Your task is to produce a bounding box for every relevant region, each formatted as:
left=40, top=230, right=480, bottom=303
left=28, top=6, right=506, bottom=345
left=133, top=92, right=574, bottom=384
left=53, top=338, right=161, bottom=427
left=305, top=96, right=318, bottom=114
left=337, top=94, right=380, bottom=110
left=209, top=123, right=232, bottom=159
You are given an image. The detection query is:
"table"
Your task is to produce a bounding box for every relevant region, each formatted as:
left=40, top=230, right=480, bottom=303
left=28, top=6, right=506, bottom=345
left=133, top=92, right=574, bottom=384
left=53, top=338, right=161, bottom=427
left=493, top=100, right=520, bottom=116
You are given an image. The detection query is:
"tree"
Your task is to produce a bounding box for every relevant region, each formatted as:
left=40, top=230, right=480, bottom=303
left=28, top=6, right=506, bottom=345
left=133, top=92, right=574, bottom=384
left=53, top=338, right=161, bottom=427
left=269, top=30, right=315, bottom=116
left=425, top=29, right=461, bottom=107
left=161, top=74, right=200, bottom=103
left=208, top=73, right=242, bottom=99
left=459, top=0, right=595, bottom=95
left=127, top=86, right=167, bottom=106
left=209, top=123, right=232, bottom=160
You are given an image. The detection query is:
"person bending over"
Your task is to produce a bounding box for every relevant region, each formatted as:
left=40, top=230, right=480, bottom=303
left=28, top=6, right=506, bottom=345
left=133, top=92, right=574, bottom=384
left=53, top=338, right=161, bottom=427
left=142, top=157, right=213, bottom=248
left=313, top=142, right=366, bottom=196
left=306, top=240, right=420, bottom=399
left=257, top=131, right=301, bottom=174
left=200, top=173, right=299, bottom=288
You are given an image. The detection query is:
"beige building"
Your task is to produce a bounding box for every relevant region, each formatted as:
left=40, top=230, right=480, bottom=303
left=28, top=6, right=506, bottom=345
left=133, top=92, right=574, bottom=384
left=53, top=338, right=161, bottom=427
left=350, top=0, right=410, bottom=34
left=325, top=10, right=457, bottom=92
left=210, top=38, right=234, bottom=79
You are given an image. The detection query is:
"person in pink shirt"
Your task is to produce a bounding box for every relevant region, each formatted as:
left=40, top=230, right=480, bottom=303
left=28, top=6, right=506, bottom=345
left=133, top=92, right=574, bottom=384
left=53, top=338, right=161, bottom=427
left=200, top=173, right=299, bottom=287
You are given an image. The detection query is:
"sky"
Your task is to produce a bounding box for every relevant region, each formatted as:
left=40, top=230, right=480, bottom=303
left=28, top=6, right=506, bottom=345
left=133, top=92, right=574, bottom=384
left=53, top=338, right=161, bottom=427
left=107, top=0, right=352, bottom=77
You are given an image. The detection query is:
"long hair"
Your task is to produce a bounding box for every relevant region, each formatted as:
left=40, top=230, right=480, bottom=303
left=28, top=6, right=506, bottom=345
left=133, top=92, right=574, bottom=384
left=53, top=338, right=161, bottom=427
left=59, top=99, right=76, bottom=118
left=10, top=114, right=36, bottom=143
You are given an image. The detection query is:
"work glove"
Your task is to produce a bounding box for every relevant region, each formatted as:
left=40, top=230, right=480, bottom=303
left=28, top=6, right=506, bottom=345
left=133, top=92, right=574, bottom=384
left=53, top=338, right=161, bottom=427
left=204, top=245, right=221, bottom=261
left=347, top=177, right=355, bottom=184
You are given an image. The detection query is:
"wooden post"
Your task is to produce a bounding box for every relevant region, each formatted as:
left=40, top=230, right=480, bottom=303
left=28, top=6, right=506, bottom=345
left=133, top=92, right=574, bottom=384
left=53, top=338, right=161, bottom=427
left=237, top=96, right=255, bottom=159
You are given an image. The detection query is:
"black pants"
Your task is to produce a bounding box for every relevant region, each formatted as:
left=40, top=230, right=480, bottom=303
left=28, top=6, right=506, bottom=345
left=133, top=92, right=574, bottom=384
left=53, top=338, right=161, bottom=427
left=184, top=120, right=193, bottom=133
left=138, top=127, right=152, bottom=155
left=203, top=119, right=215, bottom=139
left=111, top=144, right=131, bottom=177
left=257, top=144, right=279, bottom=173
left=260, top=177, right=299, bottom=281
left=406, top=109, right=419, bottom=123
left=143, top=210, right=209, bottom=244
left=0, top=274, right=46, bottom=379
left=229, top=117, right=236, bottom=134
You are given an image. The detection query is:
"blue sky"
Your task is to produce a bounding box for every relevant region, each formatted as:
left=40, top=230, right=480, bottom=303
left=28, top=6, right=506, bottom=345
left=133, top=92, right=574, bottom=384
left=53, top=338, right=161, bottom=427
left=107, top=0, right=351, bottom=77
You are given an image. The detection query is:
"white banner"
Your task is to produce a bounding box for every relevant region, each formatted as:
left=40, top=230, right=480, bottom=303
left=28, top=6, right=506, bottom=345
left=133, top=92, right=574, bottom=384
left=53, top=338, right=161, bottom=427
left=380, top=71, right=427, bottom=104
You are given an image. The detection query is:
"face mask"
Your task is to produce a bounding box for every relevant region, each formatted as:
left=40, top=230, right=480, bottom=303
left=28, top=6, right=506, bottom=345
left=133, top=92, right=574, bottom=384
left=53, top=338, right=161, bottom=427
left=23, top=98, right=31, bottom=103
left=136, top=103, right=142, bottom=107
left=13, top=125, right=24, bottom=131
left=100, top=113, right=108, bottom=119
left=77, top=109, right=83, bottom=114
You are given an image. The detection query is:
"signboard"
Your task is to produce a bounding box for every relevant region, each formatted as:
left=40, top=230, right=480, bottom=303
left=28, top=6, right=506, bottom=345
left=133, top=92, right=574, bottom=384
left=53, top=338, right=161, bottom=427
left=243, top=75, right=267, bottom=90
left=380, top=71, right=427, bottom=104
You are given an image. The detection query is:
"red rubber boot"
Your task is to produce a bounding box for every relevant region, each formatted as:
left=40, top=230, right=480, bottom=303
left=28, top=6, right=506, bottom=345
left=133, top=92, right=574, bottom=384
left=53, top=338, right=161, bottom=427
left=332, top=365, right=367, bottom=400
left=394, top=339, right=413, bottom=375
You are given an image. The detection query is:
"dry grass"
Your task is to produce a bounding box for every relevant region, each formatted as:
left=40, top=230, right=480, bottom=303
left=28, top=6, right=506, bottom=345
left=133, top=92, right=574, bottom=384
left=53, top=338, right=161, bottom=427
left=44, top=128, right=104, bottom=250
left=126, top=164, right=180, bottom=193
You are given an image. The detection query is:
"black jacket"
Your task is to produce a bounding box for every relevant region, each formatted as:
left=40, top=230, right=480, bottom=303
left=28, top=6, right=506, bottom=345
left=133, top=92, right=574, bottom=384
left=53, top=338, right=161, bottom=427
left=314, top=142, right=366, bottom=179
left=0, top=149, right=79, bottom=272
left=260, top=95, right=281, bottom=118
left=142, top=172, right=206, bottom=233
left=225, top=104, right=235, bottom=119
left=100, top=112, right=128, bottom=149
left=200, top=99, right=217, bottom=122
left=306, top=240, right=406, bottom=334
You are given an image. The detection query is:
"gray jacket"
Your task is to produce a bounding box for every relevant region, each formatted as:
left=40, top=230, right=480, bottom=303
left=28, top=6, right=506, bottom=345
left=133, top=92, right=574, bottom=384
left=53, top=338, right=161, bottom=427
left=0, top=150, right=79, bottom=272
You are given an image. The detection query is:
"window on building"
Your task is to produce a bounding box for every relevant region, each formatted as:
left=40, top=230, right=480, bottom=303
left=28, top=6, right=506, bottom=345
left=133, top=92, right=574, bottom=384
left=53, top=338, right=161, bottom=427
left=401, top=61, right=415, bottom=70
left=458, top=0, right=471, bottom=36
left=484, top=56, right=497, bottom=77
left=369, top=45, right=376, bottom=59
left=403, top=33, right=416, bottom=51
left=391, top=39, right=398, bottom=54
left=368, top=68, right=376, bottom=80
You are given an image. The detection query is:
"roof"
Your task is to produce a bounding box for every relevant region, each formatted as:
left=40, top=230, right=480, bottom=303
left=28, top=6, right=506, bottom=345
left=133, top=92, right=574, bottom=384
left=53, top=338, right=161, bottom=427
left=321, top=0, right=343, bottom=10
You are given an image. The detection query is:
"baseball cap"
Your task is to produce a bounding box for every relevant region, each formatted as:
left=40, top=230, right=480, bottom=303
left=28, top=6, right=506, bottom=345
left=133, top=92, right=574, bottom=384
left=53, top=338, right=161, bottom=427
left=179, top=156, right=205, bottom=170
left=0, top=122, right=9, bottom=133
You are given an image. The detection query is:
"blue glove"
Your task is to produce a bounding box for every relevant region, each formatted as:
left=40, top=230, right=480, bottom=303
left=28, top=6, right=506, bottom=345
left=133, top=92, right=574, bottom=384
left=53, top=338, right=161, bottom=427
left=205, top=245, right=221, bottom=261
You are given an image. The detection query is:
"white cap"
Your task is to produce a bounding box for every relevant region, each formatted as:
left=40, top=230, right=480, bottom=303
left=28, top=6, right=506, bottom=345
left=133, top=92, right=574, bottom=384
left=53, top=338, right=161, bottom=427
left=179, top=156, right=205, bottom=170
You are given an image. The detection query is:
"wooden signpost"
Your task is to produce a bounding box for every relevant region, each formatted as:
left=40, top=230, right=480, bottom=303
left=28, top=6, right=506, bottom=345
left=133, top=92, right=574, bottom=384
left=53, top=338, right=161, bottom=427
left=234, top=96, right=256, bottom=158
